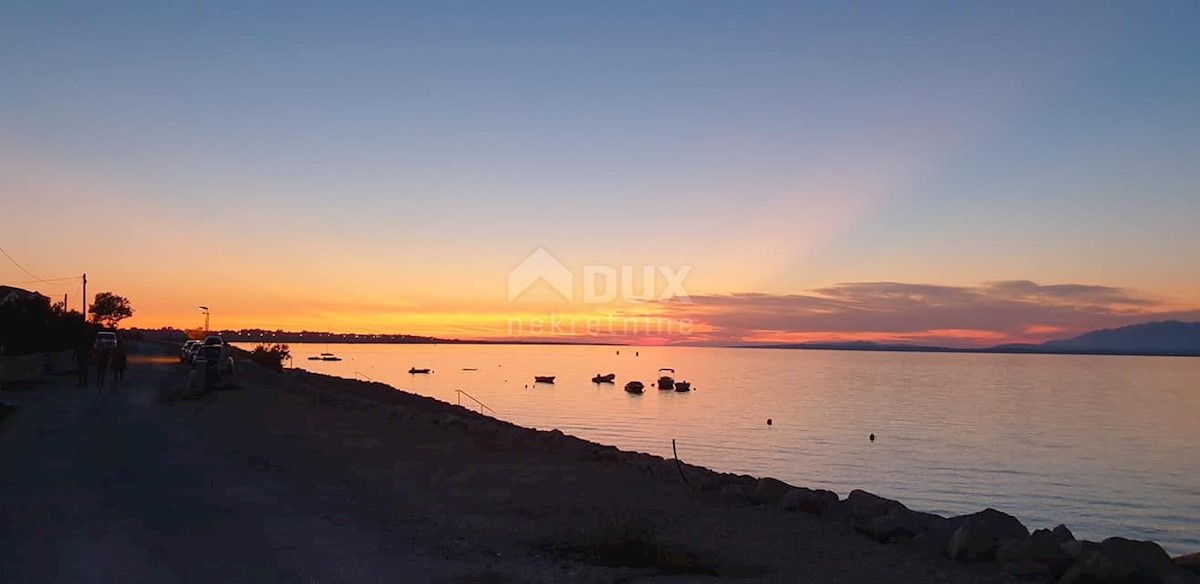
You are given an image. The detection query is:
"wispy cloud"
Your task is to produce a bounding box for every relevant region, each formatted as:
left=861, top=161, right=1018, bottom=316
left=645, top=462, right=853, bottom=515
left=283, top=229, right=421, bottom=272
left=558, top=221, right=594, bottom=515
left=659, top=280, right=1198, bottom=346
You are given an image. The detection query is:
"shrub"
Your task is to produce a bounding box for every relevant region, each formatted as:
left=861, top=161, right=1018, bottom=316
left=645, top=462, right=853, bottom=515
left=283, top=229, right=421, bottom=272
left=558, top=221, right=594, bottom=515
left=249, top=343, right=290, bottom=371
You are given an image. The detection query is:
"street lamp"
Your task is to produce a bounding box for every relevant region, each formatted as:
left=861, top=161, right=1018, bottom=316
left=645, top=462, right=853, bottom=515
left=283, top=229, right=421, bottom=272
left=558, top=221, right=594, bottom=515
left=198, top=306, right=210, bottom=333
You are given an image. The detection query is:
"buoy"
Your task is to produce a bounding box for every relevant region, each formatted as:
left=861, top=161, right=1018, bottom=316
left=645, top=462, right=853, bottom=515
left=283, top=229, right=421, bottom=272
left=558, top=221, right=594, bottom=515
left=869, top=433, right=875, bottom=442
left=767, top=418, right=773, bottom=426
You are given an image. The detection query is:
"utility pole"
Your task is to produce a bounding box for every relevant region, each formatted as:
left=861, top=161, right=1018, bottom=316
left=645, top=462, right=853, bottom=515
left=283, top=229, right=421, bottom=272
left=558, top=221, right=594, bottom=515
left=82, top=273, right=87, bottom=318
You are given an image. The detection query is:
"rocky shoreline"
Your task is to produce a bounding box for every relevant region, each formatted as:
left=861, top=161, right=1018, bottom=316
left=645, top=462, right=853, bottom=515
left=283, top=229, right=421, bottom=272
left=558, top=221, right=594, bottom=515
left=257, top=359, right=1200, bottom=584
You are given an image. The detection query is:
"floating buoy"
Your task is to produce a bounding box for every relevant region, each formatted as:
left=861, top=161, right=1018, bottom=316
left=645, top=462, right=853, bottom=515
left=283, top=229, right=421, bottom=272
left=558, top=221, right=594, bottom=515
left=767, top=418, right=773, bottom=426
left=869, top=433, right=875, bottom=442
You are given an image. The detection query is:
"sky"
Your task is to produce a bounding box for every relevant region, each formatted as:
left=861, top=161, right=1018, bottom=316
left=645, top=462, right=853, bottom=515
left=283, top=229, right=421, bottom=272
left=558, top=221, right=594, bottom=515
left=3, top=1, right=1199, bottom=346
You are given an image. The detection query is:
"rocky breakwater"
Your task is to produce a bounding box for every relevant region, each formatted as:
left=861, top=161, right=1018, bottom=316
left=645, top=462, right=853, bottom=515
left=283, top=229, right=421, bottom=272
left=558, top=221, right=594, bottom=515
left=753, top=478, right=1198, bottom=584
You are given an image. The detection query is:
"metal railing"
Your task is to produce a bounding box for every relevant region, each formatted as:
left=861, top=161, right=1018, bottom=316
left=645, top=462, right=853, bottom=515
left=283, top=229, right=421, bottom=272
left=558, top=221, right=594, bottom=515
left=354, top=371, right=374, bottom=382
left=455, top=389, right=495, bottom=415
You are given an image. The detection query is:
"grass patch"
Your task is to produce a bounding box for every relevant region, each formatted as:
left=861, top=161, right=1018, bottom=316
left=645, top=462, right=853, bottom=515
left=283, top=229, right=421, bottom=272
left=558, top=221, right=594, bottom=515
left=538, top=510, right=718, bottom=576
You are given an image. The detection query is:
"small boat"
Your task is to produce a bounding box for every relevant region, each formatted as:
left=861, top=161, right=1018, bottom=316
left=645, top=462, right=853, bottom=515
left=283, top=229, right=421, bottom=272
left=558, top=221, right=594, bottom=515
left=592, top=373, right=616, bottom=383
left=409, top=368, right=431, bottom=374
left=307, top=355, right=321, bottom=361
left=624, top=380, right=645, bottom=394
left=534, top=376, right=555, bottom=383
left=657, top=368, right=675, bottom=390
left=320, top=353, right=342, bottom=361
left=674, top=381, right=691, bottom=392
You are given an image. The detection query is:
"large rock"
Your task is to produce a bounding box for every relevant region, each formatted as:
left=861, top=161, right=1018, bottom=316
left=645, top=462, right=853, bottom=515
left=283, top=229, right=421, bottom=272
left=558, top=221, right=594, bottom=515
left=845, top=489, right=906, bottom=533
left=752, top=477, right=793, bottom=505
left=994, top=524, right=1076, bottom=578
left=1061, top=537, right=1175, bottom=583
left=867, top=508, right=950, bottom=543
left=909, top=515, right=966, bottom=557
left=1177, top=552, right=1200, bottom=575
left=946, top=508, right=1030, bottom=562
left=778, top=487, right=840, bottom=515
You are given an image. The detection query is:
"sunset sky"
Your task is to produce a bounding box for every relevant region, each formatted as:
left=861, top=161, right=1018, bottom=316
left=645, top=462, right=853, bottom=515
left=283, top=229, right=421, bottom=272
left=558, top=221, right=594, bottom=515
left=3, top=1, right=1199, bottom=346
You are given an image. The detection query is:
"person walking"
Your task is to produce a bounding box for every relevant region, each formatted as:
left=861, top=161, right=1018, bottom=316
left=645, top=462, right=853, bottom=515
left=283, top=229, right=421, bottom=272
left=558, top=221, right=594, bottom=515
left=74, top=341, right=90, bottom=387
left=111, top=342, right=128, bottom=386
left=95, top=345, right=111, bottom=390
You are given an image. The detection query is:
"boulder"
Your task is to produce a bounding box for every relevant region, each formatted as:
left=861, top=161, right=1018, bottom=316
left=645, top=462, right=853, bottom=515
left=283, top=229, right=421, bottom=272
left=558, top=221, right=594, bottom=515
left=845, top=489, right=906, bottom=532
left=436, top=413, right=467, bottom=431
left=867, top=508, right=950, bottom=543
left=946, top=508, right=1029, bottom=562
left=778, top=487, right=840, bottom=515
left=994, top=524, right=1076, bottom=578
left=1062, top=539, right=1101, bottom=561
left=719, top=483, right=750, bottom=500
left=909, top=515, right=965, bottom=557
left=1061, top=537, right=1175, bottom=583
left=752, top=477, right=793, bottom=505
left=1177, top=552, right=1200, bottom=575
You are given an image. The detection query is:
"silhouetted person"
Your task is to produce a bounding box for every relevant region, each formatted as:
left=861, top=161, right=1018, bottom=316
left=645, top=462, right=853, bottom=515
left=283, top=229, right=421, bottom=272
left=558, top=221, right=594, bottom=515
left=73, top=342, right=90, bottom=387
left=111, top=343, right=127, bottom=386
left=95, top=346, right=111, bottom=390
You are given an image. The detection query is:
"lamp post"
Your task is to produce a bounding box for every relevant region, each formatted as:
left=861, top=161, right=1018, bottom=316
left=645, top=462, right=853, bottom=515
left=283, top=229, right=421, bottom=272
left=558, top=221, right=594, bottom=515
left=198, top=306, right=210, bottom=333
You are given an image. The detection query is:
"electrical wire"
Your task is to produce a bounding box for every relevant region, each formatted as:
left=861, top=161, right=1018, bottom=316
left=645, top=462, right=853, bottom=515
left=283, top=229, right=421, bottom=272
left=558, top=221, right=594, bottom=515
left=0, top=246, right=60, bottom=283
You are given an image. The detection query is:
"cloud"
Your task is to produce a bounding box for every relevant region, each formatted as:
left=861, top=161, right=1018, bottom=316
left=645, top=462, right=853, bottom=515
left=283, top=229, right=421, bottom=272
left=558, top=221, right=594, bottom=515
left=660, top=280, right=1197, bottom=346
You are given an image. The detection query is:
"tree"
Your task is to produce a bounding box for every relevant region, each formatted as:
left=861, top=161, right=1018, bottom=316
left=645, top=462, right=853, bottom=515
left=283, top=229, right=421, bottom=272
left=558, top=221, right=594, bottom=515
left=249, top=343, right=291, bottom=371
left=89, top=292, right=134, bottom=328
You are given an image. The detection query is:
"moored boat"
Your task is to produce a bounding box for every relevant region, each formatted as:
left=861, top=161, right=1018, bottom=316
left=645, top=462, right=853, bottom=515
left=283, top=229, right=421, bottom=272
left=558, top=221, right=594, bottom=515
left=674, top=381, right=691, bottom=392
left=657, top=368, right=675, bottom=390
left=592, top=373, right=616, bottom=383
left=534, top=375, right=556, bottom=383
left=624, top=380, right=645, bottom=394
left=320, top=352, right=342, bottom=361
left=409, top=367, right=431, bottom=374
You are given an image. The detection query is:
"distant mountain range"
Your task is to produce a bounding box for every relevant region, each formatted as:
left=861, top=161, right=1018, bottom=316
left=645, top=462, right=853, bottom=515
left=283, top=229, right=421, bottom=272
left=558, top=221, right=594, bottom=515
left=747, top=321, right=1200, bottom=357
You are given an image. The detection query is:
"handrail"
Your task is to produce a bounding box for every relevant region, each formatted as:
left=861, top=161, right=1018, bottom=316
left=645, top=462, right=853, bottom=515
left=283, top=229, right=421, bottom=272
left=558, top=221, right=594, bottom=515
left=455, top=389, right=496, bottom=415
left=354, top=371, right=374, bottom=381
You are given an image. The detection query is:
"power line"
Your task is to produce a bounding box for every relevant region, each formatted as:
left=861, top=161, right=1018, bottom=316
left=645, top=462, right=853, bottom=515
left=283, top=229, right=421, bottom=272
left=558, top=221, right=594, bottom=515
left=0, top=246, right=54, bottom=282
left=8, top=276, right=79, bottom=284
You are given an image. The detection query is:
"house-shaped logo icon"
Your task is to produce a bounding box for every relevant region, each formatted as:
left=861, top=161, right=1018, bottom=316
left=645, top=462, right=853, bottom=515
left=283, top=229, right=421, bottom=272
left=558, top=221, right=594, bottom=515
left=508, top=248, right=573, bottom=302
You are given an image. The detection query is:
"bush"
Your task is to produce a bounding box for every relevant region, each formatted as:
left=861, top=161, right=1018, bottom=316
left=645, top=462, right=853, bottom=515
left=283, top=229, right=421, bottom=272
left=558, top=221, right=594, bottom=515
left=249, top=343, right=290, bottom=371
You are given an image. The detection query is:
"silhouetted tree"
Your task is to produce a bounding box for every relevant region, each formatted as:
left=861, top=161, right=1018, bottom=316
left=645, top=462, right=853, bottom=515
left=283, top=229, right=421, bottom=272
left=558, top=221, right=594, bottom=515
left=249, top=343, right=291, bottom=371
left=0, top=286, right=92, bottom=354
left=89, top=292, right=134, bottom=329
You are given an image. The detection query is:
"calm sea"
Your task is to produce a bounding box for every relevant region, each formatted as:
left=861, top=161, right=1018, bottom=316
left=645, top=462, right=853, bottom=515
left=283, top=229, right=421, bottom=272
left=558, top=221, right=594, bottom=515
left=247, top=343, right=1199, bottom=555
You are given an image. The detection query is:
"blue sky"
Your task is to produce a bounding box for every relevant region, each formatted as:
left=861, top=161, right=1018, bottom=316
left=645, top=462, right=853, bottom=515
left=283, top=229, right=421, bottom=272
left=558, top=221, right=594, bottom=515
left=3, top=1, right=1199, bottom=342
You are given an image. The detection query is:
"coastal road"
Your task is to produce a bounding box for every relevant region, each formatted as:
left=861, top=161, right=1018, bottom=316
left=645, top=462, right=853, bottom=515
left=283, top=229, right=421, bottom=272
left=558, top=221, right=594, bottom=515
left=0, top=343, right=466, bottom=583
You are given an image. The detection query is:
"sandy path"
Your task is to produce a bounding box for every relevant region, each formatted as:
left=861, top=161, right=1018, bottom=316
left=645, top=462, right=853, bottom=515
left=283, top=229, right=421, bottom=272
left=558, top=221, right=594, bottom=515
left=0, top=344, right=468, bottom=582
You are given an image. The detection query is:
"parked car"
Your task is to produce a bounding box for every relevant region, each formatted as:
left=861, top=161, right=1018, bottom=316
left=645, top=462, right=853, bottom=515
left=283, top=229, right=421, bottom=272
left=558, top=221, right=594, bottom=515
left=180, top=340, right=201, bottom=363
left=194, top=335, right=235, bottom=379
left=95, top=331, right=118, bottom=350
left=185, top=342, right=205, bottom=364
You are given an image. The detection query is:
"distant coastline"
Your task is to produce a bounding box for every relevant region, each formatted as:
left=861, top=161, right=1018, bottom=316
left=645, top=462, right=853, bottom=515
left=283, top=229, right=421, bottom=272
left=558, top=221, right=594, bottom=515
left=730, top=341, right=1200, bottom=358
left=128, top=320, right=1200, bottom=357
left=736, top=320, right=1200, bottom=358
